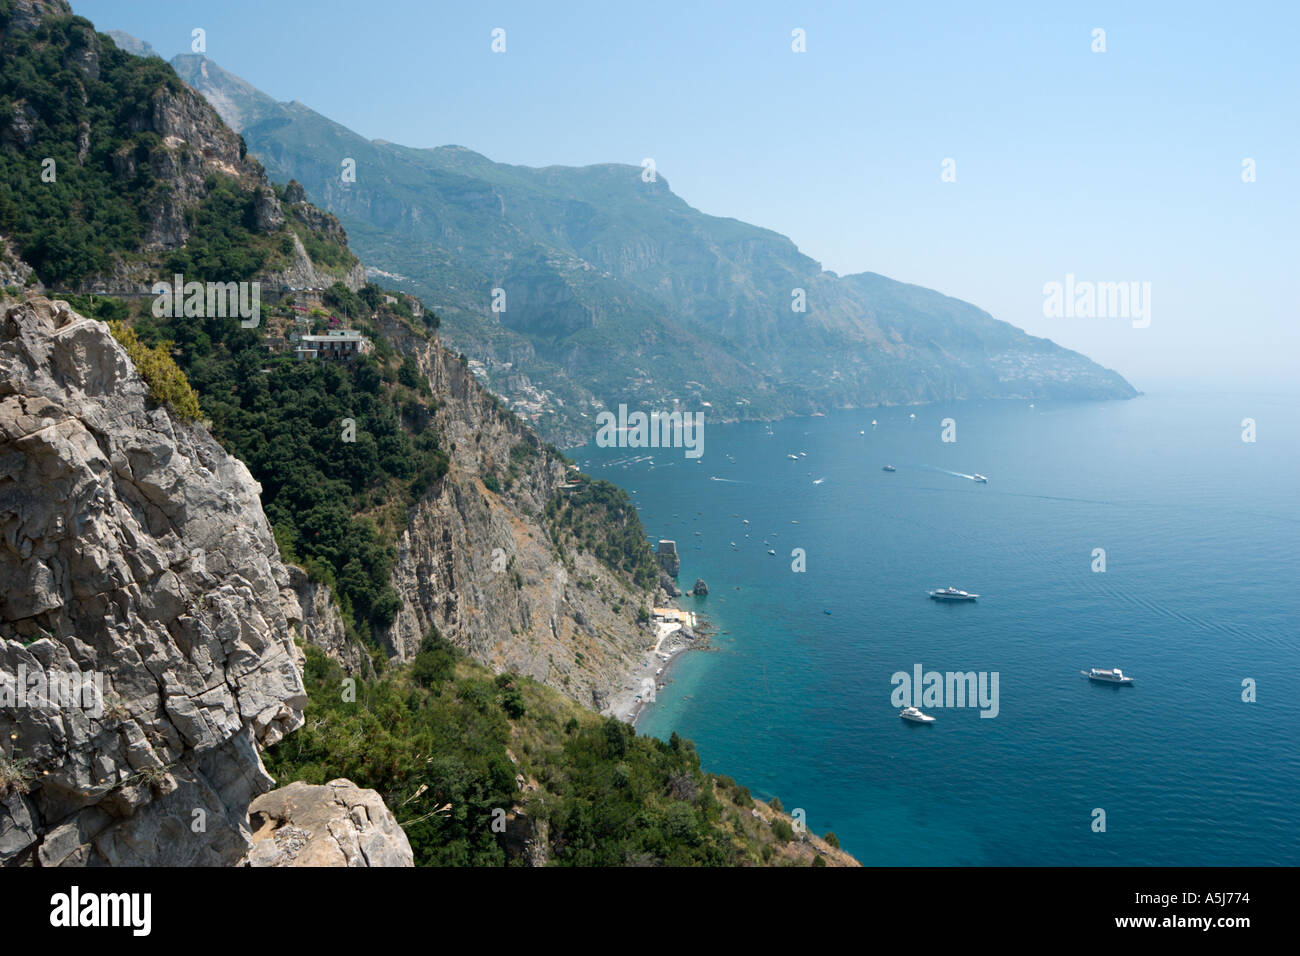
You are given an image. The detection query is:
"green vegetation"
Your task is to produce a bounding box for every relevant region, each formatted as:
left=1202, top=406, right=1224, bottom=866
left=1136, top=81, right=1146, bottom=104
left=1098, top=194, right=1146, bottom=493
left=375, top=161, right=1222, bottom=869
left=0, top=11, right=178, bottom=285
left=106, top=320, right=201, bottom=421
left=266, top=638, right=827, bottom=866
left=296, top=225, right=352, bottom=269
left=545, top=478, right=658, bottom=589
left=0, top=8, right=353, bottom=288
left=131, top=295, right=448, bottom=644
left=0, top=748, right=35, bottom=799
left=161, top=176, right=270, bottom=281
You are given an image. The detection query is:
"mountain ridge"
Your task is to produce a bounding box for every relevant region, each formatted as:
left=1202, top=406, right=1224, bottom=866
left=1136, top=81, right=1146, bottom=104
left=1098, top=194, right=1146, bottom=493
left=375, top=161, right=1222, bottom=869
left=166, top=51, right=1137, bottom=446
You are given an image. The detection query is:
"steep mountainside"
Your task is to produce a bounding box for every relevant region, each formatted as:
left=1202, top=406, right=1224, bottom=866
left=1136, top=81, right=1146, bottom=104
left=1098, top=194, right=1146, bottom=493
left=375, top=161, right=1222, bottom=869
left=171, top=52, right=1137, bottom=445
left=370, top=307, right=664, bottom=710
left=0, top=2, right=362, bottom=294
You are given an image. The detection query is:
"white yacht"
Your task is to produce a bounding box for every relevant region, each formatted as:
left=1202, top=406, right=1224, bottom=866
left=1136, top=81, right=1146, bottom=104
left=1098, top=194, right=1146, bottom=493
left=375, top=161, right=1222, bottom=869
left=928, top=587, right=979, bottom=601
left=1083, top=667, right=1133, bottom=684
left=972, top=474, right=988, bottom=483
left=900, top=706, right=936, bottom=723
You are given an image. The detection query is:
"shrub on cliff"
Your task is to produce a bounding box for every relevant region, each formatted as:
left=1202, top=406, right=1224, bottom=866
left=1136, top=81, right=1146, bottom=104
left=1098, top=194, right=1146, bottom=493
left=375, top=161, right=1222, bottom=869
left=107, top=320, right=201, bottom=421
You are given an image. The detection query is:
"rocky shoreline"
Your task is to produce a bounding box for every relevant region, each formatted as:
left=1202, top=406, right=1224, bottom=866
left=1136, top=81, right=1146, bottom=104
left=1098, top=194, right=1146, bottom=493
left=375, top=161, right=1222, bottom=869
left=605, top=588, right=709, bottom=726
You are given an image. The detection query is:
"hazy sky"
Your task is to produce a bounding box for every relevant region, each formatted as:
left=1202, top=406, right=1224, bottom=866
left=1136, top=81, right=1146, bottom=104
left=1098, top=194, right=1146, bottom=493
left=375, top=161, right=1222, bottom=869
left=80, top=0, right=1299, bottom=391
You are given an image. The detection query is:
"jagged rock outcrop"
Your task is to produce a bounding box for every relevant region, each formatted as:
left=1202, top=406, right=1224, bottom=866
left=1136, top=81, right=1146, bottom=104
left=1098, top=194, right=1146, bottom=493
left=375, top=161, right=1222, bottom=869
left=656, top=540, right=680, bottom=577
left=122, top=77, right=266, bottom=253
left=0, top=296, right=307, bottom=866
left=374, top=315, right=652, bottom=712
left=692, top=578, right=708, bottom=596
left=245, top=779, right=413, bottom=867
left=286, top=564, right=369, bottom=676
left=283, top=184, right=349, bottom=246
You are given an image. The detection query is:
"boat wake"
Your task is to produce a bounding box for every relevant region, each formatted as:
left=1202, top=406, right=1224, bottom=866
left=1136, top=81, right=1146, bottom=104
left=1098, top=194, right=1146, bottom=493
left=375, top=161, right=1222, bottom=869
left=604, top=454, right=656, bottom=468
left=923, top=465, right=981, bottom=481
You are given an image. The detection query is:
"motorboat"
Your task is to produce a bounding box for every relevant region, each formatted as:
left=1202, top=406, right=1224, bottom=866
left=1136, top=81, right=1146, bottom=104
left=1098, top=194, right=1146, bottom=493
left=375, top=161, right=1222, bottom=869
left=1083, top=667, right=1133, bottom=684
left=900, top=706, right=936, bottom=723
left=928, top=587, right=979, bottom=601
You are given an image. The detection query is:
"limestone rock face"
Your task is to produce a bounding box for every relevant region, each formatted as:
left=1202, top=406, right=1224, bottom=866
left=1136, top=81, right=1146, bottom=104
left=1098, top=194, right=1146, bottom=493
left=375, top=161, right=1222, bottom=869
left=0, top=296, right=307, bottom=866
left=252, top=185, right=284, bottom=232
left=129, top=84, right=264, bottom=252
left=246, top=779, right=413, bottom=867
left=286, top=563, right=369, bottom=676
left=692, top=578, right=708, bottom=596
left=374, top=315, right=651, bottom=714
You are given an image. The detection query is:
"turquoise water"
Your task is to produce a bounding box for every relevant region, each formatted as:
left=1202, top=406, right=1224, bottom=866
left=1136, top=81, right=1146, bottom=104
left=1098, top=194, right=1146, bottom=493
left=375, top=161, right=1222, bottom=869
left=575, top=392, right=1300, bottom=865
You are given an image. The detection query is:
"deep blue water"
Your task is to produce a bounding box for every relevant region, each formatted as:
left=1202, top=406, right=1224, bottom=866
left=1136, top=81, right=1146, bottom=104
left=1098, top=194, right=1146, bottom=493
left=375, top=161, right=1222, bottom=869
left=575, top=392, right=1300, bottom=865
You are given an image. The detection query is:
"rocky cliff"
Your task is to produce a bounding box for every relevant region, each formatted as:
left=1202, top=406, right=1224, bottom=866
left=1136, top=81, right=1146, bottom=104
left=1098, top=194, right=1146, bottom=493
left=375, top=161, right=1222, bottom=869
left=286, top=563, right=369, bottom=678
left=375, top=314, right=653, bottom=713
left=0, top=295, right=306, bottom=865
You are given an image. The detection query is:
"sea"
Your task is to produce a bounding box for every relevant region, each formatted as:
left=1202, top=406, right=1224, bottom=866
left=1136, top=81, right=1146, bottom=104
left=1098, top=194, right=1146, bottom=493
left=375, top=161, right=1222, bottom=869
left=573, top=390, right=1300, bottom=866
